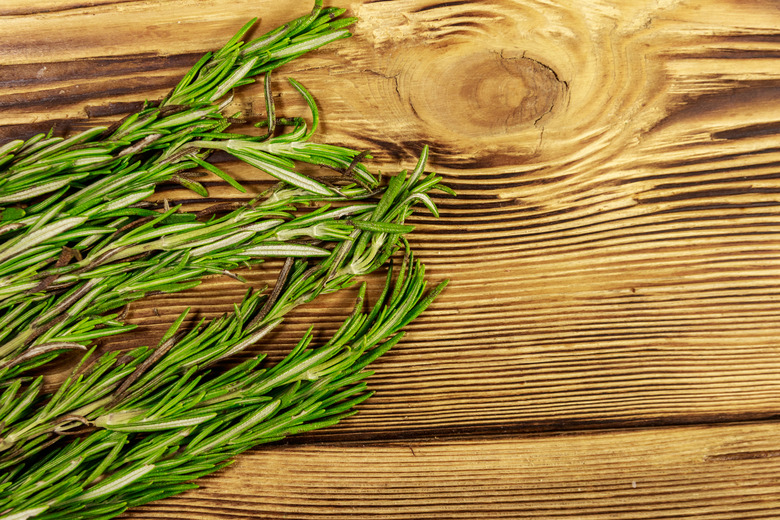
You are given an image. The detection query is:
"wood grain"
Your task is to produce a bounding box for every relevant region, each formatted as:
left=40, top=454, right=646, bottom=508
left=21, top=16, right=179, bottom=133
left=124, top=421, right=780, bottom=519
left=3, top=0, right=780, bottom=518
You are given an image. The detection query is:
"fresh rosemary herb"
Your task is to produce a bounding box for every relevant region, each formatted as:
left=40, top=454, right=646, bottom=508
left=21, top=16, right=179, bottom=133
left=0, top=1, right=361, bottom=202
left=0, top=159, right=443, bottom=459
left=0, top=3, right=452, bottom=519
left=0, top=2, right=375, bottom=338
left=0, top=148, right=447, bottom=380
left=0, top=248, right=444, bottom=519
left=0, top=9, right=396, bottom=376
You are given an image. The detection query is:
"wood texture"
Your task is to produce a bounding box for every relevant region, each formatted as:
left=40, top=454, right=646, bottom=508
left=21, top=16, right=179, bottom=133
left=3, top=0, right=780, bottom=518
left=126, top=422, right=780, bottom=519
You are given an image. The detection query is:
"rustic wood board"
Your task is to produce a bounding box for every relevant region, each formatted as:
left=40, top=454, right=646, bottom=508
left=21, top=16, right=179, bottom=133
left=3, top=0, right=780, bottom=518
left=127, top=422, right=780, bottom=519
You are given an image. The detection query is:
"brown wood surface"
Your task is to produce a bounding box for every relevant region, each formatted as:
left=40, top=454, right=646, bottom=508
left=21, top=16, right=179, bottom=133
left=4, top=0, right=780, bottom=518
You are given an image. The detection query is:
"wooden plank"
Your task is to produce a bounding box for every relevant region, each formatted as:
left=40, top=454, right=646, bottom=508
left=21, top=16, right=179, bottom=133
left=3, top=1, right=780, bottom=517
left=108, top=261, right=780, bottom=442
left=123, top=421, right=780, bottom=519
left=3, top=0, right=780, bottom=438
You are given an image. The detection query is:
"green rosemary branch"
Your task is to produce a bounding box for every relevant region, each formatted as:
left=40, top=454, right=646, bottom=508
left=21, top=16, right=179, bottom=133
left=0, top=80, right=377, bottom=298
left=0, top=1, right=428, bottom=375
left=0, top=4, right=453, bottom=519
left=0, top=157, right=448, bottom=517
left=0, top=150, right=447, bottom=379
left=0, top=1, right=361, bottom=200
left=0, top=248, right=444, bottom=520
left=0, top=157, right=447, bottom=445
left=0, top=2, right=374, bottom=306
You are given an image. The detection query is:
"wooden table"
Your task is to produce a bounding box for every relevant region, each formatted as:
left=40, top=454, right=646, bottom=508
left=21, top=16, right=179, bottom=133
left=3, top=0, right=780, bottom=518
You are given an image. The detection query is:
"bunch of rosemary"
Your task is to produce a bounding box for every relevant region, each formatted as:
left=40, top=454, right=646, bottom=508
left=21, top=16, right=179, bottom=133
left=0, top=3, right=450, bottom=519
left=0, top=176, right=446, bottom=519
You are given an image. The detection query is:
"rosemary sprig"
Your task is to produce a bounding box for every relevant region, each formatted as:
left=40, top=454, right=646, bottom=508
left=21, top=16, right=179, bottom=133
left=0, top=158, right=448, bottom=516
left=0, top=157, right=446, bottom=438
left=0, top=250, right=444, bottom=520
left=0, top=74, right=386, bottom=377
left=0, top=152, right=447, bottom=378
left=0, top=2, right=373, bottom=300
left=0, top=4, right=453, bottom=519
left=0, top=2, right=391, bottom=384
left=0, top=84, right=377, bottom=286
left=0, top=38, right=422, bottom=375
left=0, top=1, right=360, bottom=200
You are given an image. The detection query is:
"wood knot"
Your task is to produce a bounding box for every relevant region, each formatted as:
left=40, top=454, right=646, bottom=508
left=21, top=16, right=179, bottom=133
left=410, top=48, right=564, bottom=139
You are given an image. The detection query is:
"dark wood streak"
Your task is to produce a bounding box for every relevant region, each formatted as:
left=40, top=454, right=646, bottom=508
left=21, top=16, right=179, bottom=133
left=705, top=449, right=780, bottom=462
left=648, top=84, right=780, bottom=134
left=715, top=33, right=780, bottom=44
left=638, top=187, right=780, bottom=205
left=0, top=74, right=175, bottom=110
left=671, top=50, right=780, bottom=60
left=712, top=122, right=780, bottom=141
left=632, top=170, right=780, bottom=191
left=0, top=52, right=197, bottom=89
left=626, top=159, right=780, bottom=187
left=83, top=100, right=146, bottom=118
left=413, top=0, right=473, bottom=12
left=0, top=0, right=140, bottom=17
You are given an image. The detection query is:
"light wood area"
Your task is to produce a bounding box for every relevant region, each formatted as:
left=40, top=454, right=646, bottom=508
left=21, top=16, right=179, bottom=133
left=127, top=422, right=780, bottom=519
left=3, top=0, right=780, bottom=518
